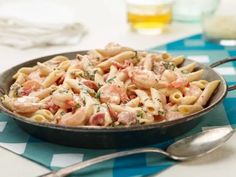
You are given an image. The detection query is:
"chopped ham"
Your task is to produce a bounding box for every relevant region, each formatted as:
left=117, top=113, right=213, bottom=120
left=89, top=113, right=106, bottom=126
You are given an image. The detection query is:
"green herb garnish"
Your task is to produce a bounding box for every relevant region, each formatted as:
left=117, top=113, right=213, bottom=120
left=106, top=76, right=116, bottom=84
left=97, top=106, right=101, bottom=112
left=82, top=99, right=86, bottom=106
left=136, top=110, right=144, bottom=118
left=158, top=110, right=165, bottom=116
left=95, top=91, right=101, bottom=99
left=163, top=61, right=175, bottom=71
left=76, top=103, right=81, bottom=108
left=58, top=89, right=68, bottom=93
left=60, top=111, right=65, bottom=116
left=181, top=70, right=188, bottom=74
left=132, top=50, right=140, bottom=63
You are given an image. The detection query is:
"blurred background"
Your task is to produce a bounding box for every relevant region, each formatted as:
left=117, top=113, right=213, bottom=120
left=0, top=0, right=234, bottom=63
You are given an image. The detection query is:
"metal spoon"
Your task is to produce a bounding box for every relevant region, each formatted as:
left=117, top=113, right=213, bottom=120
left=41, top=127, right=234, bottom=177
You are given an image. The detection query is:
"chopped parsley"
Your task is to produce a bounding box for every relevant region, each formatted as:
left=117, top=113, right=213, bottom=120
left=83, top=71, right=90, bottom=78
left=97, top=106, right=101, bottom=112
left=88, top=62, right=94, bottom=67
left=76, top=103, right=81, bottom=108
left=181, top=70, right=188, bottom=74
left=0, top=96, right=5, bottom=102
left=158, top=110, right=165, bottom=116
left=136, top=110, right=145, bottom=118
left=132, top=50, right=140, bottom=63
left=98, top=83, right=103, bottom=88
left=70, top=71, right=76, bottom=76
left=58, top=89, right=69, bottom=94
left=95, top=91, right=101, bottom=99
left=82, top=98, right=86, bottom=106
left=106, top=76, right=116, bottom=84
left=163, top=62, right=175, bottom=71
left=60, top=111, right=66, bottom=116
left=83, top=70, right=96, bottom=80
left=10, top=83, right=21, bottom=97
left=89, top=70, right=98, bottom=80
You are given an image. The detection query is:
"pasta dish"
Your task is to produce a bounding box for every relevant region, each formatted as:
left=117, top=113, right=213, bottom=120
left=2, top=43, right=220, bottom=127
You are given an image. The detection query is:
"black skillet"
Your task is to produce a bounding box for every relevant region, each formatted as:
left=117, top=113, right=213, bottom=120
left=0, top=51, right=235, bottom=149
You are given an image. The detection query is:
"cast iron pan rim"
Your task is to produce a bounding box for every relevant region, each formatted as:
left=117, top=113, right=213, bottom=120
left=0, top=50, right=228, bottom=133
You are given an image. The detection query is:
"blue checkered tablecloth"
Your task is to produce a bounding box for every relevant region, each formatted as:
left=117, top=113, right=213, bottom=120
left=1, top=34, right=236, bottom=177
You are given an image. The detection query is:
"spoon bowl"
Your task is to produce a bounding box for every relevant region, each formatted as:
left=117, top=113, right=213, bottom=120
left=41, top=127, right=234, bottom=177
left=167, top=127, right=234, bottom=160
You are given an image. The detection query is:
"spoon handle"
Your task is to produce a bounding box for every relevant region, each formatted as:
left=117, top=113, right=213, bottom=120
left=40, top=147, right=169, bottom=177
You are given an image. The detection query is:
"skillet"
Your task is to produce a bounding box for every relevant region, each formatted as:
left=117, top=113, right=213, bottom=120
left=0, top=51, right=235, bottom=149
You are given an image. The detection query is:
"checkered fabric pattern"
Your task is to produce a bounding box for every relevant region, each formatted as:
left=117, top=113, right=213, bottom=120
left=1, top=34, right=236, bottom=177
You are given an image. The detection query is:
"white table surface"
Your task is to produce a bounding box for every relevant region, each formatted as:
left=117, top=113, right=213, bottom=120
left=0, top=0, right=236, bottom=177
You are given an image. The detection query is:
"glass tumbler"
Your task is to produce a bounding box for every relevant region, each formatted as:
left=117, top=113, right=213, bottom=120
left=126, top=0, right=173, bottom=34
left=202, top=1, right=236, bottom=46
left=173, top=0, right=220, bottom=22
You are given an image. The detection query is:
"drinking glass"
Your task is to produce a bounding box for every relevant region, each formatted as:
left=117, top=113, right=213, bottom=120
left=126, top=0, right=173, bottom=34
left=173, top=0, right=220, bottom=22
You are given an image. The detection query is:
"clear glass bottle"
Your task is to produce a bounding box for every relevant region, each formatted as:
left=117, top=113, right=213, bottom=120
left=173, top=0, right=220, bottom=22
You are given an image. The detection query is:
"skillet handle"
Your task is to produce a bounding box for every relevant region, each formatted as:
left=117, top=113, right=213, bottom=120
left=0, top=87, right=6, bottom=112
left=209, top=57, right=236, bottom=91
left=0, top=87, right=5, bottom=95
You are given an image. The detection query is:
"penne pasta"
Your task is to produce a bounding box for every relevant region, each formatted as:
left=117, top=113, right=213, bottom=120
left=150, top=88, right=164, bottom=112
left=42, top=69, right=64, bottom=88
left=181, top=96, right=197, bottom=105
left=190, top=80, right=208, bottom=89
left=37, top=62, right=52, bottom=76
left=97, top=51, right=136, bottom=70
left=195, top=80, right=220, bottom=106
left=126, top=97, right=140, bottom=107
left=169, top=90, right=183, bottom=104
left=143, top=55, right=153, bottom=70
left=2, top=43, right=221, bottom=127
left=178, top=104, right=203, bottom=115
left=12, top=67, right=37, bottom=79
left=179, top=62, right=196, bottom=73
left=171, top=56, right=185, bottom=66
left=161, top=53, right=172, bottom=61
left=135, top=89, right=157, bottom=114
left=97, top=43, right=133, bottom=57
left=185, top=69, right=204, bottom=82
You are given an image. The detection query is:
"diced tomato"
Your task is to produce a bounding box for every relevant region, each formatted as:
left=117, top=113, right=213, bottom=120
left=154, top=115, right=165, bottom=122
left=45, top=99, right=60, bottom=113
left=89, top=113, right=105, bottom=126
left=129, top=94, right=137, bottom=99
left=82, top=80, right=98, bottom=90
left=20, top=88, right=31, bottom=96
